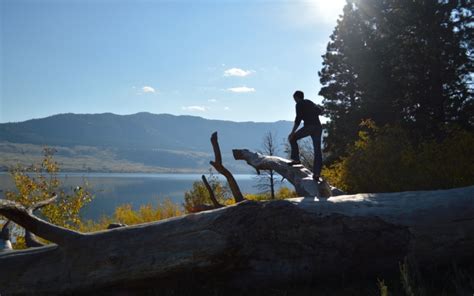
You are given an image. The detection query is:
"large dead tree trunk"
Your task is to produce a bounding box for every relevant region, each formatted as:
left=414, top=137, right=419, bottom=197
left=233, top=149, right=344, bottom=197
left=1, top=184, right=474, bottom=295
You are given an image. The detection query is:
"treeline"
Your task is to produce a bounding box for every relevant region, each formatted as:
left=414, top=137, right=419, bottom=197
left=319, top=0, right=473, bottom=193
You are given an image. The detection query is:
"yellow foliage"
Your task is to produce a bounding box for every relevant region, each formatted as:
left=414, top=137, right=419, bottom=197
left=183, top=175, right=232, bottom=212
left=3, top=148, right=93, bottom=247
left=276, top=187, right=298, bottom=199
left=115, top=200, right=183, bottom=225
left=80, top=199, right=184, bottom=232
left=183, top=175, right=298, bottom=211
left=245, top=187, right=297, bottom=201
left=322, top=123, right=474, bottom=193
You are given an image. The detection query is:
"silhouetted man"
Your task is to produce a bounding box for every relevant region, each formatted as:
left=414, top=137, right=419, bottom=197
left=288, top=90, right=323, bottom=181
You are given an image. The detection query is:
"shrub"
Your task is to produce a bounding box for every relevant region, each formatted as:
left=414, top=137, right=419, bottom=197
left=2, top=148, right=93, bottom=247
left=322, top=121, right=474, bottom=193
left=183, top=174, right=233, bottom=212
left=81, top=199, right=184, bottom=232
left=242, top=187, right=298, bottom=201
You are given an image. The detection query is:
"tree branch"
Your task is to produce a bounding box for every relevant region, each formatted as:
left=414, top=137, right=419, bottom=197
left=28, top=194, right=59, bottom=214
left=24, top=194, right=59, bottom=248
left=210, top=132, right=244, bottom=202
left=0, top=199, right=82, bottom=246
left=202, top=175, right=223, bottom=208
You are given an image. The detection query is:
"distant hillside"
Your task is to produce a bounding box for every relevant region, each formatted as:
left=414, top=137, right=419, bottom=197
left=0, top=113, right=293, bottom=173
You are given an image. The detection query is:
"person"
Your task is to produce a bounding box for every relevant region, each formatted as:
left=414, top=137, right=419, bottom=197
left=288, top=90, right=323, bottom=182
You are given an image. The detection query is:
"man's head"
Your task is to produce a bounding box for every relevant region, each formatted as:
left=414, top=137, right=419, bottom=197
left=293, top=90, right=304, bottom=102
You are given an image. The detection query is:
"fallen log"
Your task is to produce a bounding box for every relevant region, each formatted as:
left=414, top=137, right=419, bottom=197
left=1, top=185, right=473, bottom=295
left=233, top=149, right=342, bottom=197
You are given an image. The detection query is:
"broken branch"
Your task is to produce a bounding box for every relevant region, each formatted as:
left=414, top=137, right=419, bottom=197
left=0, top=199, right=82, bottom=246
left=210, top=132, right=244, bottom=202
left=202, top=175, right=223, bottom=208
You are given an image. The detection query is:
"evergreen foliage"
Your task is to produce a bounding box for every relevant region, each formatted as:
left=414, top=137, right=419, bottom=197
left=319, top=0, right=473, bottom=162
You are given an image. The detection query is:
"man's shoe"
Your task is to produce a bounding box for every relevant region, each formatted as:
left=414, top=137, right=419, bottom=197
left=288, top=160, right=301, bottom=166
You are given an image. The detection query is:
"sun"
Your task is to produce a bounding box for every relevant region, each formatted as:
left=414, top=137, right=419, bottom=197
left=308, top=0, right=347, bottom=24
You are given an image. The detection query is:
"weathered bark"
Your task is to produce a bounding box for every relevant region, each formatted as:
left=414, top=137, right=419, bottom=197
left=1, top=186, right=473, bottom=295
left=210, top=132, right=244, bottom=202
left=290, top=185, right=474, bottom=264
left=25, top=231, right=45, bottom=248
left=25, top=194, right=59, bottom=248
left=107, top=223, right=127, bottom=229
left=1, top=220, right=12, bottom=251
left=0, top=199, right=82, bottom=247
left=233, top=149, right=343, bottom=198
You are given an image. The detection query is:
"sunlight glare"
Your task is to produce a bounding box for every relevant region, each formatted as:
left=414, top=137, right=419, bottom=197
left=306, top=0, right=346, bottom=25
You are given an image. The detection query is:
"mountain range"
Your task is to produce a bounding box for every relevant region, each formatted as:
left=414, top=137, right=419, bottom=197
left=0, top=113, right=293, bottom=173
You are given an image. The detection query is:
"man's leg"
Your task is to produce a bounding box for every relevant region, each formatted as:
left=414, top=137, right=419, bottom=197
left=289, top=136, right=300, bottom=163
left=289, top=126, right=315, bottom=163
left=311, top=126, right=323, bottom=179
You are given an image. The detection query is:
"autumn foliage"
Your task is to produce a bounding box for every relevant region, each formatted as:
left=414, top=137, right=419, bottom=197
left=322, top=121, right=474, bottom=193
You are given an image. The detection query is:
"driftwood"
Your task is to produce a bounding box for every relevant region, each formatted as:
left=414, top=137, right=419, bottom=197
left=25, top=194, right=58, bottom=248
left=233, top=149, right=343, bottom=197
left=201, top=175, right=223, bottom=208
left=210, top=132, right=244, bottom=202
left=0, top=197, right=408, bottom=295
left=1, top=185, right=474, bottom=295
left=189, top=132, right=242, bottom=213
left=0, top=194, right=60, bottom=250
left=1, top=141, right=473, bottom=295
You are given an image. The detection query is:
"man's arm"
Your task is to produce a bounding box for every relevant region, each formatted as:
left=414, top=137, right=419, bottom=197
left=291, top=118, right=301, bottom=134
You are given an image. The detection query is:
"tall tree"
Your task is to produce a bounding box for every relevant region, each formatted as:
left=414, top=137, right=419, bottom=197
left=319, top=0, right=473, bottom=161
left=318, top=2, right=367, bottom=161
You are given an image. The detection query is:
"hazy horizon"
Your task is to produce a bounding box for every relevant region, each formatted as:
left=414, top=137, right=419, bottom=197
left=0, top=111, right=297, bottom=124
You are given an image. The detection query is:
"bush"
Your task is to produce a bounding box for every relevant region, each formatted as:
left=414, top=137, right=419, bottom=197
left=2, top=149, right=93, bottom=248
left=5, top=149, right=94, bottom=229
left=183, top=174, right=233, bottom=212
left=322, top=121, right=474, bottom=193
left=183, top=173, right=298, bottom=210
left=81, top=199, right=184, bottom=232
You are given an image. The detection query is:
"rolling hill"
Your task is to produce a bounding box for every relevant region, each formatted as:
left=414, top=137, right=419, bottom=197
left=0, top=113, right=293, bottom=173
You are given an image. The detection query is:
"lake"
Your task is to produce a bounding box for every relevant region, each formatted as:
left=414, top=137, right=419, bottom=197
left=0, top=172, right=288, bottom=220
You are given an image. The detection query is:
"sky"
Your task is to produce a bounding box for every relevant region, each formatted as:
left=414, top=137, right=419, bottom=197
left=0, top=0, right=345, bottom=123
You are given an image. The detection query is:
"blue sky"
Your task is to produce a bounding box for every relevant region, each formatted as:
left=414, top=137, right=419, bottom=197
left=1, top=0, right=345, bottom=123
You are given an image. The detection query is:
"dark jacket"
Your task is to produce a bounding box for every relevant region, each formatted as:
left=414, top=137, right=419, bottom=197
left=295, top=99, right=322, bottom=126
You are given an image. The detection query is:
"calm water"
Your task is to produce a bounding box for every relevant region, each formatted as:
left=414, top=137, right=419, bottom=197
left=0, top=172, right=287, bottom=220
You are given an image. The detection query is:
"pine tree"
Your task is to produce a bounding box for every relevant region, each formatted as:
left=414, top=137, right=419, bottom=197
left=319, top=0, right=473, bottom=161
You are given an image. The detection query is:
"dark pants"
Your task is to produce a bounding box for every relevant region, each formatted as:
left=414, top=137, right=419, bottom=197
left=290, top=125, right=322, bottom=177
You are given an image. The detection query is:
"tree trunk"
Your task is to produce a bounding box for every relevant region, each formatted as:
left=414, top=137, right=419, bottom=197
left=233, top=149, right=343, bottom=197
left=1, top=185, right=474, bottom=295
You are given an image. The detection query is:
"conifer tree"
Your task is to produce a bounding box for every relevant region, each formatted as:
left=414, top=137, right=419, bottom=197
left=319, top=0, right=473, bottom=161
